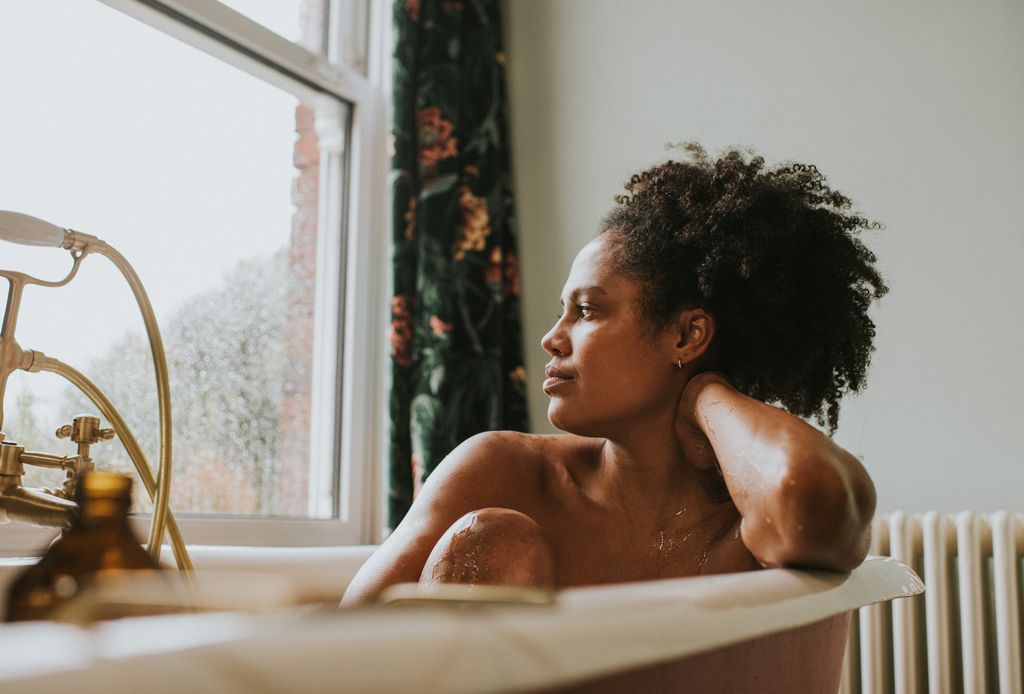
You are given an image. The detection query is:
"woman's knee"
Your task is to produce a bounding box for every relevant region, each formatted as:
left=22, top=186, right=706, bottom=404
left=420, top=507, right=557, bottom=588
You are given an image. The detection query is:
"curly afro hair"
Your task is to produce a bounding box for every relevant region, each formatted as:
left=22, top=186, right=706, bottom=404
left=601, top=143, right=887, bottom=432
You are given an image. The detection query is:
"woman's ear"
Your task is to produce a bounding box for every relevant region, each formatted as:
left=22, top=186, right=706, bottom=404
left=673, top=308, right=715, bottom=366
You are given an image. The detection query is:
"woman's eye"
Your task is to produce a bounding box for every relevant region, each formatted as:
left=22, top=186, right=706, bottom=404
left=555, top=304, right=593, bottom=321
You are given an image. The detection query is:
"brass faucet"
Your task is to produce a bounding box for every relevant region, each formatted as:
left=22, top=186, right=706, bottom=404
left=0, top=440, right=79, bottom=528
left=0, top=414, right=116, bottom=528
left=0, top=211, right=192, bottom=574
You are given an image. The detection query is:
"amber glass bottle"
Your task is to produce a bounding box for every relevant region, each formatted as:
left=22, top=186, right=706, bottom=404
left=5, top=471, right=160, bottom=622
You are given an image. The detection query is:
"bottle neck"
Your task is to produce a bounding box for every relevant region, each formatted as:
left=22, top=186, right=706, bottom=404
left=78, top=497, right=131, bottom=525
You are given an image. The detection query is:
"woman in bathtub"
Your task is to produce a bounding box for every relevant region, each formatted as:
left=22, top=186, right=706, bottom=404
left=343, top=144, right=886, bottom=604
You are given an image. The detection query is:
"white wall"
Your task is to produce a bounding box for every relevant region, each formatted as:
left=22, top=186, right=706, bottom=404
left=502, top=0, right=1024, bottom=513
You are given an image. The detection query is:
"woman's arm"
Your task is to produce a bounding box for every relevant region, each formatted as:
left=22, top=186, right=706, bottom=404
left=676, top=372, right=876, bottom=572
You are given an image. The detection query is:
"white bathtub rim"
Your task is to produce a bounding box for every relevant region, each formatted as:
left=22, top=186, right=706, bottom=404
left=0, top=556, right=922, bottom=693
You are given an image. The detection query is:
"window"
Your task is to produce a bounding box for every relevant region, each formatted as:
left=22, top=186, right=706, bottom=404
left=0, top=0, right=388, bottom=552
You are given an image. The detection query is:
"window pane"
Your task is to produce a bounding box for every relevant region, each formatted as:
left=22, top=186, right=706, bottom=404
left=220, top=0, right=371, bottom=74
left=0, top=0, right=344, bottom=519
left=218, top=0, right=327, bottom=54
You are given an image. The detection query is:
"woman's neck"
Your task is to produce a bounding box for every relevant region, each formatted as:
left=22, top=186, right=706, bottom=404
left=593, top=411, right=720, bottom=523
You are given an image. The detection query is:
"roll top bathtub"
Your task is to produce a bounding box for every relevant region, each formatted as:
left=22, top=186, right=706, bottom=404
left=0, top=549, right=922, bottom=693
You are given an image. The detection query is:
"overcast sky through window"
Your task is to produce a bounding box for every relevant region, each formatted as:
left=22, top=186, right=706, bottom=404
left=0, top=0, right=305, bottom=436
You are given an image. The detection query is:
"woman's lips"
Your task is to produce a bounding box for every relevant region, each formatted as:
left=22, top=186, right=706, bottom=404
left=543, top=366, right=574, bottom=394
left=543, top=376, right=573, bottom=394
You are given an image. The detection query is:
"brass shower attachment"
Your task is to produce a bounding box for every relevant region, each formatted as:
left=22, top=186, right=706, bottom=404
left=0, top=211, right=192, bottom=574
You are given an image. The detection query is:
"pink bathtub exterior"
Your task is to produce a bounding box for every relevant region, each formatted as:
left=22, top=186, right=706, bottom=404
left=547, top=612, right=851, bottom=693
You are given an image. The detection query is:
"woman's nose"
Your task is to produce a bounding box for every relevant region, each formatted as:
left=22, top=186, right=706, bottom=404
left=541, top=319, right=569, bottom=357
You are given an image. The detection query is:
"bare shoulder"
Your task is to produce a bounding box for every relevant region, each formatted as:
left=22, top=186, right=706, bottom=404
left=417, top=430, right=545, bottom=506
left=422, top=430, right=596, bottom=497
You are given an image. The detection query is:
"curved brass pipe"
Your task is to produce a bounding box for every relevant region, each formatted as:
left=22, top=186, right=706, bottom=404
left=39, top=356, right=194, bottom=577
left=82, top=242, right=173, bottom=561
left=0, top=253, right=85, bottom=432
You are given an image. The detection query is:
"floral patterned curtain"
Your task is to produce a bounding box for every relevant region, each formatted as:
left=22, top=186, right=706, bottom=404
left=388, top=0, right=529, bottom=530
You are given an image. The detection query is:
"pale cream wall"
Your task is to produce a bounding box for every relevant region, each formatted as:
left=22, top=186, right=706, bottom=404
left=502, top=0, right=1024, bottom=512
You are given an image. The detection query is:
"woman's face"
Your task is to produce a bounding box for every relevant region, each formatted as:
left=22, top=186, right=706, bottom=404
left=541, top=233, right=681, bottom=437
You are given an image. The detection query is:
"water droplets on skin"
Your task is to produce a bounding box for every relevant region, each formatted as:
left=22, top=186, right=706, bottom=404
left=651, top=503, right=711, bottom=577
left=430, top=525, right=481, bottom=584
left=651, top=527, right=714, bottom=575
left=697, top=542, right=712, bottom=571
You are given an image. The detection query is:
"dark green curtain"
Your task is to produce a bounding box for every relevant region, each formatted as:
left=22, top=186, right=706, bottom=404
left=388, top=0, right=529, bottom=530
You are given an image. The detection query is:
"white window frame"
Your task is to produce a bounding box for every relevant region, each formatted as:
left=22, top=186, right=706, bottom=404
left=0, top=0, right=390, bottom=553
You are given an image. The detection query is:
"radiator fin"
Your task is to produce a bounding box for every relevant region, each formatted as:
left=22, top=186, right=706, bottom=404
left=843, top=512, right=1024, bottom=694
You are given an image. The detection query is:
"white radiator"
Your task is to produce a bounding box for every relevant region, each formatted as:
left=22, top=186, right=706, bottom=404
left=841, top=512, right=1024, bottom=694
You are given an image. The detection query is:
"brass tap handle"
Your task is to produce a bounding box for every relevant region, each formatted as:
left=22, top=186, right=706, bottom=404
left=55, top=416, right=116, bottom=445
